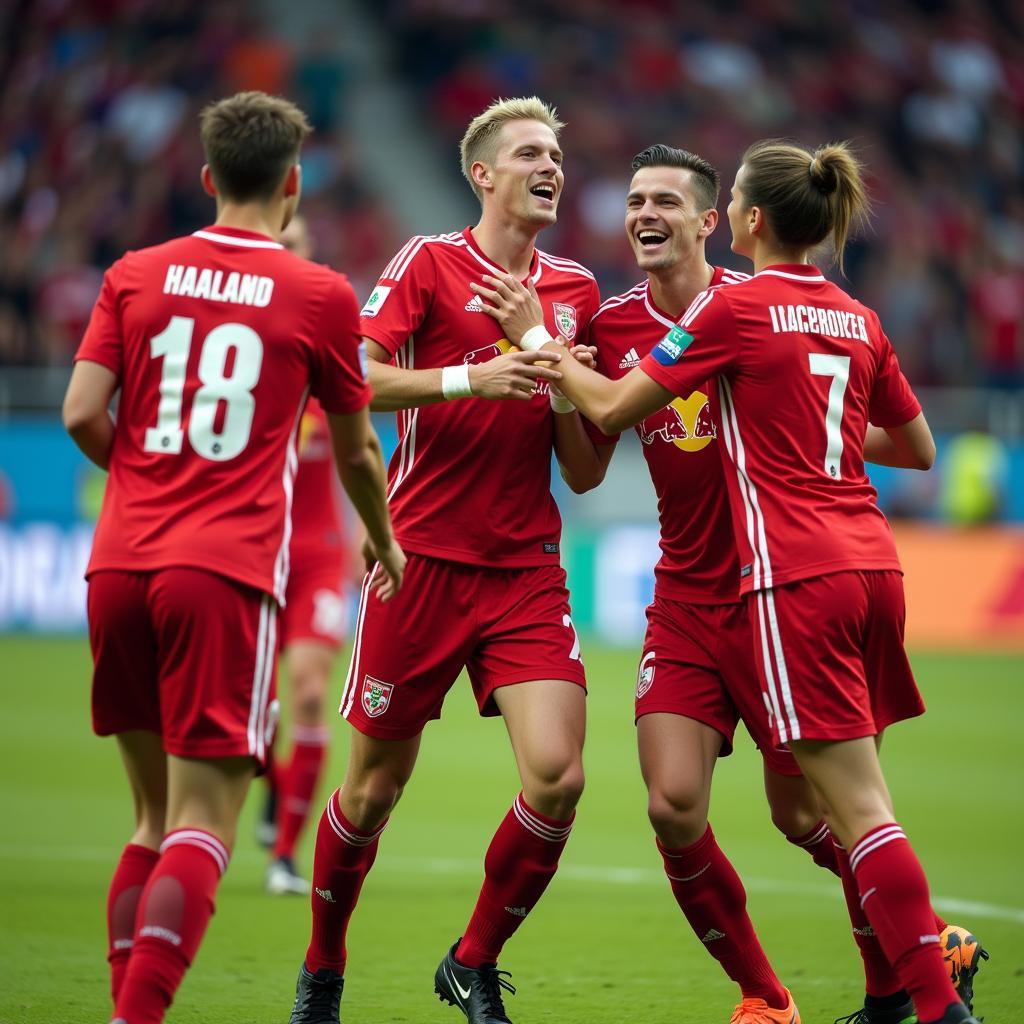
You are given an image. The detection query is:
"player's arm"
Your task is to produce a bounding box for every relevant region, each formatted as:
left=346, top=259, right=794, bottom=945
left=471, top=274, right=674, bottom=434
left=551, top=345, right=616, bottom=493
left=327, top=407, right=405, bottom=601
left=364, top=339, right=563, bottom=411
left=864, top=412, right=936, bottom=470
left=62, top=360, right=119, bottom=470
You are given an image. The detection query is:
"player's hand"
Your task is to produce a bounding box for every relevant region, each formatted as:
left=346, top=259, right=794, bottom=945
left=467, top=348, right=562, bottom=401
left=570, top=345, right=597, bottom=369
left=366, top=536, right=406, bottom=602
left=472, top=274, right=548, bottom=346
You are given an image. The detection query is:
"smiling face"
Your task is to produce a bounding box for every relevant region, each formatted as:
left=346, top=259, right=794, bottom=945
left=477, top=119, right=564, bottom=227
left=625, top=166, right=716, bottom=272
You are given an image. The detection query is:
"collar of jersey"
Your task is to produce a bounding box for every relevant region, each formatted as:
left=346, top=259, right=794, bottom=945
left=193, top=225, right=284, bottom=249
left=756, top=263, right=825, bottom=281
left=461, top=226, right=542, bottom=284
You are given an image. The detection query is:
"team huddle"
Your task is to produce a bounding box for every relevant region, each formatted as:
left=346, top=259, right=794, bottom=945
left=63, top=91, right=987, bottom=1024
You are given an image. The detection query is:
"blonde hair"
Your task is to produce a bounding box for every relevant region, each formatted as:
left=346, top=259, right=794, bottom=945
left=459, top=96, right=565, bottom=200
left=740, top=139, right=871, bottom=273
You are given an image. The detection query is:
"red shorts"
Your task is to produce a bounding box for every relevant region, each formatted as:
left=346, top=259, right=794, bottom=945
left=281, top=551, right=347, bottom=650
left=747, top=570, right=925, bottom=746
left=636, top=595, right=800, bottom=776
left=87, top=568, right=279, bottom=766
left=339, top=554, right=587, bottom=740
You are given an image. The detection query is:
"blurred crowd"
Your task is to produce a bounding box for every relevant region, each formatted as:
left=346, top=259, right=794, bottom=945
left=2, top=0, right=1022, bottom=392
left=381, top=0, right=1024, bottom=389
left=0, top=0, right=403, bottom=368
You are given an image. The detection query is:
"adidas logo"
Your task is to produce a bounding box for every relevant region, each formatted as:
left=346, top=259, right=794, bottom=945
left=465, top=294, right=484, bottom=312
left=619, top=347, right=641, bottom=368
left=315, top=887, right=335, bottom=903
left=701, top=928, right=726, bottom=944
left=504, top=905, right=528, bottom=918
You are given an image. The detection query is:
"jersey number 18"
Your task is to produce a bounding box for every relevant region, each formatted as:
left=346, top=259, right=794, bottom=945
left=143, top=315, right=263, bottom=461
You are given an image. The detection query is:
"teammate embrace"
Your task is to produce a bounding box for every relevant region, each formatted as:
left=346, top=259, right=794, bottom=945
left=68, top=89, right=984, bottom=1024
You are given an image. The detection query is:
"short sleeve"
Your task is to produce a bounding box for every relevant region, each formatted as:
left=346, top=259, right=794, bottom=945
left=869, top=328, right=921, bottom=428
left=639, top=287, right=740, bottom=399
left=312, top=275, right=372, bottom=415
left=358, top=239, right=436, bottom=356
left=75, top=260, right=125, bottom=378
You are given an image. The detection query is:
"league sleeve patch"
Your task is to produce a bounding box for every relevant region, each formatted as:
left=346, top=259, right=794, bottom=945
left=360, top=285, right=392, bottom=318
left=651, top=325, right=695, bottom=366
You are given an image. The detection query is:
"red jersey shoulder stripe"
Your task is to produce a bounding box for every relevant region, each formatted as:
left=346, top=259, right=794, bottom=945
left=381, top=232, right=465, bottom=283
left=591, top=282, right=647, bottom=322
left=536, top=251, right=596, bottom=280
left=191, top=230, right=283, bottom=250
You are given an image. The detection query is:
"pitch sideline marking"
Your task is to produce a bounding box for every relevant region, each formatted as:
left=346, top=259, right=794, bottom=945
left=1, top=845, right=1021, bottom=926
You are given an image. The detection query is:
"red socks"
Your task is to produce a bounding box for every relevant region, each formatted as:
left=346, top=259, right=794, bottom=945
left=659, top=825, right=788, bottom=1010
left=305, top=790, right=386, bottom=974
left=456, top=794, right=573, bottom=968
left=106, top=843, right=160, bottom=1002
left=113, top=829, right=229, bottom=1024
left=273, top=725, right=330, bottom=861
left=849, top=824, right=960, bottom=1023
left=786, top=819, right=840, bottom=876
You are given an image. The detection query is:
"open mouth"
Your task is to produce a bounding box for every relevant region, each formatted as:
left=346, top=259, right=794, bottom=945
left=530, top=182, right=556, bottom=202
left=637, top=230, right=668, bottom=248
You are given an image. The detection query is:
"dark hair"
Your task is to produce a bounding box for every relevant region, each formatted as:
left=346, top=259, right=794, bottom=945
left=200, top=91, right=312, bottom=202
left=631, top=144, right=720, bottom=211
left=739, top=138, right=870, bottom=272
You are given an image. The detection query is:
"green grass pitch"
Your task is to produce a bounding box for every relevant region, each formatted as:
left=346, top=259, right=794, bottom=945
left=1, top=635, right=1021, bottom=1023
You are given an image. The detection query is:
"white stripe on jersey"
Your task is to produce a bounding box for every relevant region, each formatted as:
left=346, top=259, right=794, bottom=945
left=591, top=283, right=647, bottom=322
left=191, top=230, right=283, bottom=250
left=757, top=268, right=826, bottom=282
left=680, top=288, right=716, bottom=327
left=340, top=570, right=374, bottom=719
left=382, top=232, right=465, bottom=283
left=755, top=591, right=788, bottom=744
left=272, top=387, right=310, bottom=601
left=642, top=287, right=676, bottom=329
left=537, top=251, right=596, bottom=280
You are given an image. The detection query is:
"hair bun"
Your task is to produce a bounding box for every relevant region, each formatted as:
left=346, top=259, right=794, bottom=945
left=809, top=154, right=838, bottom=195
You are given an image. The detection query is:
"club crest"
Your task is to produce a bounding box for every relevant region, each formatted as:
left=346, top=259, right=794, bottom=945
left=553, top=302, right=578, bottom=340
left=361, top=675, right=394, bottom=718
left=636, top=651, right=656, bottom=699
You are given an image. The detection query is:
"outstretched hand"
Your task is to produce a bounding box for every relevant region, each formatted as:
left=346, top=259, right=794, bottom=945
left=471, top=274, right=546, bottom=346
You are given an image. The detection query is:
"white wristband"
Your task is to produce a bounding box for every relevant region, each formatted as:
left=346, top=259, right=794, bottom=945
left=520, top=324, right=554, bottom=352
left=441, top=363, right=473, bottom=400
left=549, top=388, right=576, bottom=414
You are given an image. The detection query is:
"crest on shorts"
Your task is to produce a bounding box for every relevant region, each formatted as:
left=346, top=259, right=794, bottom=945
left=636, top=651, right=656, bottom=699
left=553, top=302, right=578, bottom=340
left=361, top=675, right=394, bottom=718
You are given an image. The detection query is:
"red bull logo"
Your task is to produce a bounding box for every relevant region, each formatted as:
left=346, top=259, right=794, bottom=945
left=638, top=390, right=717, bottom=452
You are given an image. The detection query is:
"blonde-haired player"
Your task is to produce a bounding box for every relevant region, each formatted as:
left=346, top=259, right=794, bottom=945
left=288, top=97, right=605, bottom=1024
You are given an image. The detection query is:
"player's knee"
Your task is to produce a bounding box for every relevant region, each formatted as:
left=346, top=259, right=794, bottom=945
left=343, top=773, right=404, bottom=830
left=647, top=786, right=707, bottom=845
left=768, top=797, right=820, bottom=839
left=525, top=761, right=584, bottom=819
left=292, top=687, right=326, bottom=724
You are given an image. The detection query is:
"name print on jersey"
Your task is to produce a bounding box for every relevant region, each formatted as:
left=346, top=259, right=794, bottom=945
left=768, top=304, right=869, bottom=342
left=163, top=265, right=274, bottom=307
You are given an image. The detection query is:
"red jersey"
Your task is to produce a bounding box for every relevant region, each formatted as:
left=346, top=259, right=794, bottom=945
left=360, top=227, right=600, bottom=567
left=589, top=267, right=749, bottom=603
left=640, top=264, right=921, bottom=595
left=291, top=398, right=345, bottom=558
left=76, top=225, right=369, bottom=604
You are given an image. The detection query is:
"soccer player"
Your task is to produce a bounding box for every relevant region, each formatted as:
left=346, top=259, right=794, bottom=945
left=289, top=97, right=602, bottom=1024
left=474, top=140, right=983, bottom=1024
left=62, top=91, right=404, bottom=1024
left=259, top=214, right=352, bottom=897
left=581, top=143, right=833, bottom=1023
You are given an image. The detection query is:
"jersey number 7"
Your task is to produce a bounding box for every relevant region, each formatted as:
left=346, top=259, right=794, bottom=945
left=143, top=316, right=263, bottom=461
left=808, top=353, right=851, bottom=480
